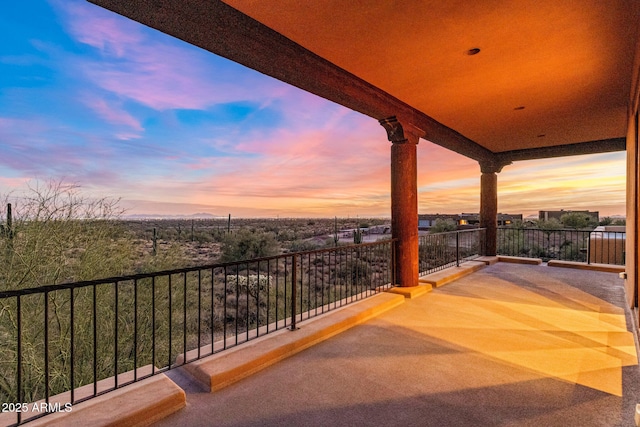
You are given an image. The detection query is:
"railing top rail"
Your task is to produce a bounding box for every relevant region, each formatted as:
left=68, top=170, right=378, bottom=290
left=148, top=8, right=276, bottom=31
left=498, top=227, right=625, bottom=233
left=0, top=238, right=397, bottom=299
left=425, top=228, right=486, bottom=236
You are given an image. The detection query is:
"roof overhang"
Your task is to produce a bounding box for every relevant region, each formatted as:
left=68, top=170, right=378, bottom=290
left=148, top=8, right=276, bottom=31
left=87, top=0, right=640, bottom=163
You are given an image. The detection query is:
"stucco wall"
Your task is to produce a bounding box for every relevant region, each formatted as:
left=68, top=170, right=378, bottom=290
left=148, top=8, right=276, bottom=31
left=625, top=33, right=640, bottom=310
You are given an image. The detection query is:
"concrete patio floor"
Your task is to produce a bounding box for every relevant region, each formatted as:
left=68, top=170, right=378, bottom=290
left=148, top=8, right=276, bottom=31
left=156, top=263, right=640, bottom=427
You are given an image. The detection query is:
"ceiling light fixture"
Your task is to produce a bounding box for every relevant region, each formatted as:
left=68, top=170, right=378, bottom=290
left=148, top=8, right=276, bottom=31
left=466, top=48, right=481, bottom=55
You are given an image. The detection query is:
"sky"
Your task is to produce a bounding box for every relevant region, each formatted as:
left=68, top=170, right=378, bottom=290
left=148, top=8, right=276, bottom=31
left=0, top=1, right=628, bottom=219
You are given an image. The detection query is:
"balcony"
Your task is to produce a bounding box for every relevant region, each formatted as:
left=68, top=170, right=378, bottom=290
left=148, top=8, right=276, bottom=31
left=5, top=1, right=640, bottom=425
left=156, top=262, right=640, bottom=426
left=151, top=262, right=640, bottom=426
left=2, top=230, right=638, bottom=426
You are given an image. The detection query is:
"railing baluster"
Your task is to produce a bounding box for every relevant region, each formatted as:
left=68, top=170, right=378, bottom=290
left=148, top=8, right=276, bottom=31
left=274, top=261, right=278, bottom=331
left=70, top=288, right=75, bottom=403
left=291, top=254, right=297, bottom=331
left=246, top=263, right=250, bottom=341
left=210, top=267, right=216, bottom=354
left=197, top=270, right=202, bottom=359
left=93, top=285, right=97, bottom=397
left=44, top=291, right=50, bottom=406
left=257, top=262, right=261, bottom=336
left=235, top=266, right=239, bottom=344
left=152, top=276, right=156, bottom=375
left=168, top=274, right=172, bottom=367
left=16, top=295, right=22, bottom=425
left=284, top=258, right=288, bottom=327
left=183, top=272, right=187, bottom=364
left=223, top=267, right=228, bottom=349
left=114, top=281, right=118, bottom=388
left=134, top=279, right=138, bottom=382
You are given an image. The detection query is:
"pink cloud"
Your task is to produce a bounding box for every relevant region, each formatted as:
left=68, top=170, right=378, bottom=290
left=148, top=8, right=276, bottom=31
left=56, top=0, right=288, bottom=111
left=51, top=0, right=143, bottom=56
left=82, top=95, right=143, bottom=131
left=115, top=133, right=143, bottom=141
left=190, top=113, right=390, bottom=199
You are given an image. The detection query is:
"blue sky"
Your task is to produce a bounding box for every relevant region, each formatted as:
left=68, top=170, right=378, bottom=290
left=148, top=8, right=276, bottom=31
left=0, top=1, right=627, bottom=218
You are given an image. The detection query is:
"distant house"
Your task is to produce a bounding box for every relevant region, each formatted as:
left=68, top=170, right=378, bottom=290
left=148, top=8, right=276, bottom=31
left=418, top=213, right=522, bottom=229
left=539, top=210, right=599, bottom=223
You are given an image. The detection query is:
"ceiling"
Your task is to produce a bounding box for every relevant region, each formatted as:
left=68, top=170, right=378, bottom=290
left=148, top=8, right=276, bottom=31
left=223, top=0, right=638, bottom=153
left=89, top=0, right=639, bottom=160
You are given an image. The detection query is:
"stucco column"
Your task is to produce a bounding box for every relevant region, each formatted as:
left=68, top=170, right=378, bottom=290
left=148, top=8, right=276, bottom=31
left=380, top=116, right=419, bottom=287
left=479, top=160, right=509, bottom=256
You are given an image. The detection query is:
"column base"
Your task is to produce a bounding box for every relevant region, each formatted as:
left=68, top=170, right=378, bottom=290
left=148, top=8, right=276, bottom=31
left=387, top=285, right=432, bottom=299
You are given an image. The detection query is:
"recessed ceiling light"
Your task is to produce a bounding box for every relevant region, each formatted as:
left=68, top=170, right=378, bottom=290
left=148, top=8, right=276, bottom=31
left=514, top=106, right=525, bottom=110
left=466, top=48, right=481, bottom=56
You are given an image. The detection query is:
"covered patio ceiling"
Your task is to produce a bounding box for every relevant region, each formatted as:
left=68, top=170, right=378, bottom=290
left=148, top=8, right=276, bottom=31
left=88, top=0, right=638, bottom=163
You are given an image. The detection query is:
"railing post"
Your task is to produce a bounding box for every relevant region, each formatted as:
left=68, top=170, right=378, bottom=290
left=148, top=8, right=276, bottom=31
left=290, top=254, right=297, bottom=331
left=392, top=239, right=397, bottom=286
left=456, top=232, right=460, bottom=267
left=587, top=231, right=591, bottom=264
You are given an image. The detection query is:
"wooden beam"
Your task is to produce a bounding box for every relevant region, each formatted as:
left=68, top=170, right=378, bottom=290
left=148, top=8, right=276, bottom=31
left=87, top=0, right=493, bottom=162
left=495, top=138, right=626, bottom=163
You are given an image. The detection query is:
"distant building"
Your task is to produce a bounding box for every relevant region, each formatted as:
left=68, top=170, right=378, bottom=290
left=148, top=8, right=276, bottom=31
left=539, top=210, right=599, bottom=223
left=418, top=213, right=522, bottom=229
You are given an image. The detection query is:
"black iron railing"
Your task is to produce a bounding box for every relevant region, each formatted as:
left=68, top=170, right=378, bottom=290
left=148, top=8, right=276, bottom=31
left=497, top=227, right=625, bottom=265
left=0, top=239, right=395, bottom=426
left=419, top=229, right=486, bottom=275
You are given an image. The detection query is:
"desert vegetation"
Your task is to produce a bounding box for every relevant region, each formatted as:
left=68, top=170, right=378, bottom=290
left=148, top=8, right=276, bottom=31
left=0, top=182, right=392, bottom=408
left=497, top=215, right=625, bottom=263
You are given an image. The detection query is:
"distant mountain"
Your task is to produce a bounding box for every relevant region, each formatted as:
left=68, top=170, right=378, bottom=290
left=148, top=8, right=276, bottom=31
left=123, top=213, right=222, bottom=220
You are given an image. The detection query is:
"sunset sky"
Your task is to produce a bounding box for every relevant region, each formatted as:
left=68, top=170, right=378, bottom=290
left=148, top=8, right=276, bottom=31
left=0, top=1, right=627, bottom=218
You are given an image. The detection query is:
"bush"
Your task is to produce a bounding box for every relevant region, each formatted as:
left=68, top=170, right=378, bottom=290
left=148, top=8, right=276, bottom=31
left=0, top=181, right=135, bottom=290
left=334, top=259, right=372, bottom=283
left=220, top=229, right=280, bottom=262
left=560, top=212, right=598, bottom=229
left=429, top=218, right=457, bottom=233
left=288, top=238, right=326, bottom=253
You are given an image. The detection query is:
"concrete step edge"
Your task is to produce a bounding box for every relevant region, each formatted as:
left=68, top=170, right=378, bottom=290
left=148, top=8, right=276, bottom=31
left=184, top=292, right=405, bottom=392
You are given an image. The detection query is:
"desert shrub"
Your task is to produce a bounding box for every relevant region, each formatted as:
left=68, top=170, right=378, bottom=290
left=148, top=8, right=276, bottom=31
left=220, top=229, right=280, bottom=263
left=0, top=181, right=135, bottom=290
left=560, top=212, right=598, bottom=229
left=429, top=218, right=457, bottom=233
left=0, top=181, right=138, bottom=404
left=334, top=259, right=372, bottom=283
left=287, top=238, right=330, bottom=253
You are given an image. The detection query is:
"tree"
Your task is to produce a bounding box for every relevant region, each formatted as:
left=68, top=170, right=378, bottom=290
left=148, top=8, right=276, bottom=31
left=220, top=229, right=280, bottom=262
left=429, top=218, right=457, bottom=233
left=560, top=212, right=597, bottom=229
left=535, top=218, right=562, bottom=231
left=0, top=180, right=134, bottom=290
left=599, top=217, right=613, bottom=226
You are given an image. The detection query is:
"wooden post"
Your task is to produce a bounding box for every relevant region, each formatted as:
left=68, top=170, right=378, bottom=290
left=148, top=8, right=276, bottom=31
left=479, top=160, right=509, bottom=256
left=380, top=117, right=419, bottom=287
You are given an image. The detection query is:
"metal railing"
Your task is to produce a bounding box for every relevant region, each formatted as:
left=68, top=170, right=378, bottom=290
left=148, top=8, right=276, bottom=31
left=419, top=228, right=486, bottom=275
left=497, top=227, right=625, bottom=265
left=0, top=239, right=395, bottom=426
